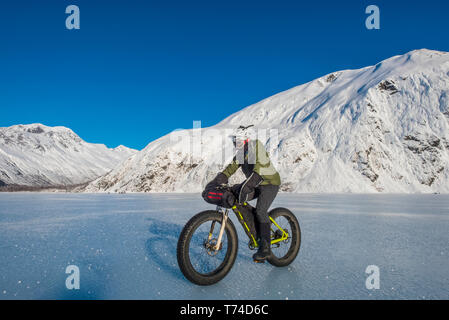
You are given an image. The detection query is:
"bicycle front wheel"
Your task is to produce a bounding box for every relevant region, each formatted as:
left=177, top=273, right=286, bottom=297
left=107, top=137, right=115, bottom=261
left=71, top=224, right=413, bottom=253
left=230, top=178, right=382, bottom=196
left=177, top=210, right=239, bottom=286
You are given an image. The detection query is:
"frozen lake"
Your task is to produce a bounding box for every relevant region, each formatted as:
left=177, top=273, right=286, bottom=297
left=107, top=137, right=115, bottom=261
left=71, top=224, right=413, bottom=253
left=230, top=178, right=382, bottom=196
left=0, top=192, right=448, bottom=300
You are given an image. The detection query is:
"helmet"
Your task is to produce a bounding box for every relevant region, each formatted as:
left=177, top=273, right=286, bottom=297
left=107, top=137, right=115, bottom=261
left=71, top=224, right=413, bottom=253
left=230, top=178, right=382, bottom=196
left=229, top=125, right=254, bottom=148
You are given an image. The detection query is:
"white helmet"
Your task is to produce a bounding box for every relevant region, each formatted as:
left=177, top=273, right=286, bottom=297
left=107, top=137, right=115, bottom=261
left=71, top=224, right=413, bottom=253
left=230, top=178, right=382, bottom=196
left=229, top=125, right=255, bottom=147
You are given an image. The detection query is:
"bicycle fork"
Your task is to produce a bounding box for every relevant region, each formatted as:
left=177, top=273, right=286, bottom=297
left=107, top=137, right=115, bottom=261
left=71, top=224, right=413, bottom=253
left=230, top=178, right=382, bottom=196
left=212, top=207, right=229, bottom=251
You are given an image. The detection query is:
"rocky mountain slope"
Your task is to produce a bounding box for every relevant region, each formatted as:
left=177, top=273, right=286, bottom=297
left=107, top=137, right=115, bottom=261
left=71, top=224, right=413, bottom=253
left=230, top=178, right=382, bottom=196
left=0, top=124, right=137, bottom=187
left=85, top=49, right=449, bottom=193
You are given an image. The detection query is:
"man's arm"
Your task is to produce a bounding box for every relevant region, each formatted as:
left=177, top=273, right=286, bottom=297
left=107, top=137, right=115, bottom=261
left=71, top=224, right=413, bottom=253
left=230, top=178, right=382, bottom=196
left=253, top=139, right=280, bottom=181
left=253, top=140, right=271, bottom=174
left=205, top=156, right=240, bottom=190
left=222, top=156, right=239, bottom=179
left=238, top=141, right=266, bottom=203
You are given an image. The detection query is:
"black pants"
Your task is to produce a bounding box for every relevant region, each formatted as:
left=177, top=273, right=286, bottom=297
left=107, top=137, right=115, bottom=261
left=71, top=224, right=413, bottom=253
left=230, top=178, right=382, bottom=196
left=233, top=184, right=279, bottom=224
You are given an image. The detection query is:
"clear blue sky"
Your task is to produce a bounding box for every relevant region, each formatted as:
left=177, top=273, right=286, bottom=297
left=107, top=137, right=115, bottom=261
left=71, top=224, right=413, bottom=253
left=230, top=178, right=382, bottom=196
left=1, top=0, right=448, bottom=150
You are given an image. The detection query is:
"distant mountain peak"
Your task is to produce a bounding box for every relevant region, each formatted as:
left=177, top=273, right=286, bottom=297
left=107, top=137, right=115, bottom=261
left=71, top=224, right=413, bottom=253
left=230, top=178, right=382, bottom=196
left=9, top=123, right=74, bottom=132
left=0, top=124, right=138, bottom=188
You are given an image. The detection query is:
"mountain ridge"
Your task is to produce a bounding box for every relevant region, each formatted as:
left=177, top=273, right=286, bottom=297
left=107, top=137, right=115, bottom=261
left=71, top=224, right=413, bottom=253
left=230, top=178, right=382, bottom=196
left=4, top=49, right=449, bottom=193
left=84, top=49, right=449, bottom=193
left=0, top=123, right=137, bottom=188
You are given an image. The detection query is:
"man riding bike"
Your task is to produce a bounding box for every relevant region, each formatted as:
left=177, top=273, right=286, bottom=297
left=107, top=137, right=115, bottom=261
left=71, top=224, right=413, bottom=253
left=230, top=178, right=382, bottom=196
left=206, top=125, right=281, bottom=263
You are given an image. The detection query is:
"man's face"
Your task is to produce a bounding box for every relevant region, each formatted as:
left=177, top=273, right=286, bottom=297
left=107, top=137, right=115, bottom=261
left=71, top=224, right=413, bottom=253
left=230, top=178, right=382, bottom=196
left=233, top=137, right=246, bottom=149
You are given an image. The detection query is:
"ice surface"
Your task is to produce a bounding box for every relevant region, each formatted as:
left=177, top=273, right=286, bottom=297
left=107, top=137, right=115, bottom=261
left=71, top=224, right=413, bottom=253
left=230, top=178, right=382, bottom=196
left=0, top=193, right=448, bottom=300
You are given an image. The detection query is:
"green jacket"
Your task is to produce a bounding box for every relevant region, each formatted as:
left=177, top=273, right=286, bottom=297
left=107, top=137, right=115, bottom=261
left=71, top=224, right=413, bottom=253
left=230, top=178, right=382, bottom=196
left=222, top=139, right=281, bottom=186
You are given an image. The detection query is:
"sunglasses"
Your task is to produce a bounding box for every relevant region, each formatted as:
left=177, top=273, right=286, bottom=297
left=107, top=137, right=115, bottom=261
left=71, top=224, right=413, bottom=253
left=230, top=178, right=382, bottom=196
left=232, top=136, right=248, bottom=147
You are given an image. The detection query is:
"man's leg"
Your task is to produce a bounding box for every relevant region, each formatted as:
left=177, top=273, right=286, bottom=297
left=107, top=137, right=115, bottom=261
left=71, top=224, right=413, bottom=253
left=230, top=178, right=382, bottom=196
left=232, top=187, right=259, bottom=240
left=253, top=185, right=279, bottom=262
left=254, top=185, right=279, bottom=224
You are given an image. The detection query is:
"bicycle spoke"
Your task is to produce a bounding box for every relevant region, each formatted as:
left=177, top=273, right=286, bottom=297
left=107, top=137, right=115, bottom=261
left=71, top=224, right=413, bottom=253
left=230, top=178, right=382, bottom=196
left=270, top=216, right=292, bottom=259
left=188, top=220, right=229, bottom=275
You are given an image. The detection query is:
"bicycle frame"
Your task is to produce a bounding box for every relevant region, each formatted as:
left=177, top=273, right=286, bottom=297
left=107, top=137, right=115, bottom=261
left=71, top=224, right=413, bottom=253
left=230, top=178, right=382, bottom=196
left=213, top=203, right=289, bottom=251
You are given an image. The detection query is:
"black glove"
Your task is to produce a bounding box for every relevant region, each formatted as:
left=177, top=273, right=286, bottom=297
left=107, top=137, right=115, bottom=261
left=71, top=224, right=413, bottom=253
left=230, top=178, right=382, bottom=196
left=204, top=172, right=228, bottom=191
left=238, top=172, right=263, bottom=203
left=214, top=172, right=228, bottom=185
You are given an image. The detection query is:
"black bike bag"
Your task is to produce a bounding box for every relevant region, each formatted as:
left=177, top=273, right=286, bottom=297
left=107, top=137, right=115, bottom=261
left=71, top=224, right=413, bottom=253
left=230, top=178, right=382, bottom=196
left=202, top=185, right=235, bottom=208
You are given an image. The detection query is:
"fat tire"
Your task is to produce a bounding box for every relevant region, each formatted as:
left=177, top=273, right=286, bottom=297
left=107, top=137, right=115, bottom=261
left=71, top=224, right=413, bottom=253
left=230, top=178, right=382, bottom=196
left=267, top=207, right=301, bottom=267
left=177, top=210, right=239, bottom=286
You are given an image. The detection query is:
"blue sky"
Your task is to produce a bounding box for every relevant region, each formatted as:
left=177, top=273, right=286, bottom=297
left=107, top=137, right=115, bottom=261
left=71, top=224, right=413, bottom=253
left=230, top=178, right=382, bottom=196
left=1, top=0, right=448, bottom=150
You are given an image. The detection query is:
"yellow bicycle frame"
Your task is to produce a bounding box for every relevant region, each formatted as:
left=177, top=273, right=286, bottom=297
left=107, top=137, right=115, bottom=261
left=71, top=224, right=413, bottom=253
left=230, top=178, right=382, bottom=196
left=232, top=203, right=289, bottom=248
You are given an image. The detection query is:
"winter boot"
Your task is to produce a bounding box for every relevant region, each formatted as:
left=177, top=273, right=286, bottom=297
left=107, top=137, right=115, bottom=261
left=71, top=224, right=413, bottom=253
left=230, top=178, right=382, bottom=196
left=252, top=222, right=271, bottom=263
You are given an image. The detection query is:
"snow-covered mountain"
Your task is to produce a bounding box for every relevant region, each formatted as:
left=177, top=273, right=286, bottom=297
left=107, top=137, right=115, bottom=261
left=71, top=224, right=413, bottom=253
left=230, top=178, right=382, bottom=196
left=85, top=49, right=449, bottom=193
left=0, top=124, right=137, bottom=187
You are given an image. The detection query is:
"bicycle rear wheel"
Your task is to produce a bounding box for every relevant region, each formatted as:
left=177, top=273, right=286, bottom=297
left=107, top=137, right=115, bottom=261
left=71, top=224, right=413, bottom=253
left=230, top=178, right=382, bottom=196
left=267, top=207, right=301, bottom=267
left=177, top=210, right=238, bottom=285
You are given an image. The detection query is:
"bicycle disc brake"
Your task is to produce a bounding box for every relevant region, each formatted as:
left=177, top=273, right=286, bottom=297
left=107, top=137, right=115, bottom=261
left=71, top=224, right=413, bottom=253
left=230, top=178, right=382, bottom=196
left=204, top=238, right=222, bottom=256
